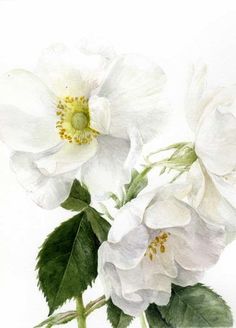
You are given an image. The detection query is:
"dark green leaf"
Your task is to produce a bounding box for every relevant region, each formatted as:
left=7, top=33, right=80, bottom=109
left=146, top=304, right=171, bottom=327
left=158, top=284, right=233, bottom=327
left=37, top=213, right=99, bottom=315
left=34, top=311, right=77, bottom=327
left=107, top=300, right=133, bottom=328
left=61, top=180, right=90, bottom=211
left=85, top=207, right=111, bottom=243
left=124, top=168, right=150, bottom=204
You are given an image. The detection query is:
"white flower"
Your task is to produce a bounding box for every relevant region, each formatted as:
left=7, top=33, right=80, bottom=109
left=0, top=44, right=168, bottom=209
left=98, top=184, right=224, bottom=316
left=185, top=64, right=236, bottom=239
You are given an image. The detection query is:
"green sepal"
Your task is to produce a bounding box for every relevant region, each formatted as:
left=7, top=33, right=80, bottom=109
left=85, top=207, right=111, bottom=243
left=37, top=212, right=99, bottom=315
left=158, top=284, right=233, bottom=327
left=34, top=311, right=77, bottom=327
left=107, top=299, right=133, bottom=328
left=108, top=192, right=123, bottom=209
left=61, top=179, right=90, bottom=212
left=145, top=304, right=171, bottom=327
left=123, top=168, right=150, bottom=205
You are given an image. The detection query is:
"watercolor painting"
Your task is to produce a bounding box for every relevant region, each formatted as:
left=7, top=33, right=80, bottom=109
left=0, top=1, right=236, bottom=327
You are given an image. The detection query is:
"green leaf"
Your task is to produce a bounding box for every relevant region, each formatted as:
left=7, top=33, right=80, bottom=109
left=107, top=300, right=133, bottom=328
left=37, top=213, right=99, bottom=315
left=61, top=179, right=90, bottom=211
left=146, top=304, right=171, bottom=327
left=158, top=284, right=233, bottom=327
left=124, top=168, right=150, bottom=204
left=85, top=207, right=111, bottom=243
left=34, top=311, right=77, bottom=327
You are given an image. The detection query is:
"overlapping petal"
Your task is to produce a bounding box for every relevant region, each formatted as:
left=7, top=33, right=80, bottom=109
left=0, top=69, right=57, bottom=117
left=188, top=161, right=236, bottom=239
left=35, top=139, right=98, bottom=175
left=88, top=95, right=111, bottom=134
left=10, top=152, right=76, bottom=209
left=195, top=105, right=236, bottom=175
left=144, top=198, right=191, bottom=229
left=0, top=44, right=170, bottom=211
left=0, top=105, right=60, bottom=152
left=98, top=54, right=168, bottom=142
left=80, top=131, right=143, bottom=199
left=172, top=210, right=224, bottom=271
left=108, top=191, right=155, bottom=243
left=98, top=186, right=225, bottom=316
left=36, top=43, right=112, bottom=96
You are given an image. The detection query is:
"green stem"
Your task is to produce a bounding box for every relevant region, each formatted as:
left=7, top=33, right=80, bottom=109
left=76, top=295, right=87, bottom=328
left=139, top=312, right=148, bottom=328
left=85, top=296, right=107, bottom=317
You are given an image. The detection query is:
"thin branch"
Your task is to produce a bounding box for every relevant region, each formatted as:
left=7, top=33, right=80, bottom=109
left=85, top=295, right=107, bottom=317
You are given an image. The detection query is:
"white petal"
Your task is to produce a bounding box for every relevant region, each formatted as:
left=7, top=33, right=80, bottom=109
left=98, top=54, right=168, bottom=142
left=172, top=210, right=225, bottom=271
left=144, top=198, right=191, bottom=229
left=173, top=264, right=204, bottom=286
left=0, top=69, right=57, bottom=117
left=108, top=191, right=156, bottom=243
left=142, top=247, right=177, bottom=278
left=111, top=268, right=171, bottom=316
left=36, top=44, right=89, bottom=97
left=211, top=173, right=236, bottom=209
left=99, top=254, right=171, bottom=316
left=116, top=127, right=144, bottom=197
left=118, top=266, right=171, bottom=303
left=195, top=87, right=236, bottom=175
left=35, top=140, right=98, bottom=175
left=100, top=224, right=149, bottom=270
left=0, top=105, right=60, bottom=152
left=188, top=161, right=236, bottom=234
left=78, top=38, right=116, bottom=60
left=124, top=127, right=143, bottom=173
left=187, top=161, right=206, bottom=208
left=36, top=43, right=110, bottom=97
left=110, top=292, right=150, bottom=317
left=80, top=135, right=130, bottom=198
left=98, top=256, right=120, bottom=299
left=41, top=68, right=88, bottom=98
left=89, top=95, right=111, bottom=134
left=10, top=152, right=75, bottom=209
left=185, top=63, right=208, bottom=131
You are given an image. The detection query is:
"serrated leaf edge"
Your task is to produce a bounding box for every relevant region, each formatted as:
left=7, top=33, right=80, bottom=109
left=159, top=284, right=233, bottom=328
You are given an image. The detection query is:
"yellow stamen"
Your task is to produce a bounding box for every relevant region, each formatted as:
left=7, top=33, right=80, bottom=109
left=56, top=96, right=99, bottom=145
left=145, top=232, right=170, bottom=261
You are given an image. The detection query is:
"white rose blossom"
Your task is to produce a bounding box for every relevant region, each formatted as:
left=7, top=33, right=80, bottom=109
left=98, top=184, right=225, bottom=316
left=0, top=44, right=168, bottom=209
left=185, top=64, right=236, bottom=239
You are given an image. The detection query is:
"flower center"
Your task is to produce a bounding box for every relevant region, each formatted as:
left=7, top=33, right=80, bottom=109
left=56, top=96, right=99, bottom=145
left=71, top=112, right=89, bottom=130
left=145, top=232, right=170, bottom=261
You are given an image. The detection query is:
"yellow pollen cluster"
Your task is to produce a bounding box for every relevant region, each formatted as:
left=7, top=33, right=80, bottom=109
left=145, top=232, right=170, bottom=261
left=56, top=96, right=99, bottom=145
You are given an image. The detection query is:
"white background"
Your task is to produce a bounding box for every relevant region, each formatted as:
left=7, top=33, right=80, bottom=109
left=0, top=0, right=236, bottom=327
